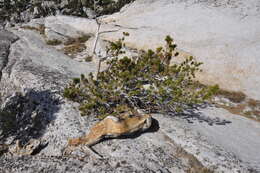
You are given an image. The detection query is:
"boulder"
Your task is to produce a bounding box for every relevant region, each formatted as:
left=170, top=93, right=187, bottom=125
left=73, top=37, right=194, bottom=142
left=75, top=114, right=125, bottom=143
left=48, top=0, right=260, bottom=100
left=99, top=0, right=260, bottom=100
left=0, top=27, right=250, bottom=172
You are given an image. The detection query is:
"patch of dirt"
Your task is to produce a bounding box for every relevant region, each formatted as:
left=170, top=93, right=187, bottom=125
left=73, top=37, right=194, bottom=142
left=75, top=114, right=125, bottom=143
left=21, top=25, right=46, bottom=36
left=214, top=90, right=260, bottom=122
left=61, top=34, right=91, bottom=58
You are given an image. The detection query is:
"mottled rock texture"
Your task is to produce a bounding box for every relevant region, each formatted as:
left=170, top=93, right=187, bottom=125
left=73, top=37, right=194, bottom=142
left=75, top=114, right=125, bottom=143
left=99, top=0, right=260, bottom=100
left=0, top=0, right=260, bottom=172
left=42, top=0, right=260, bottom=100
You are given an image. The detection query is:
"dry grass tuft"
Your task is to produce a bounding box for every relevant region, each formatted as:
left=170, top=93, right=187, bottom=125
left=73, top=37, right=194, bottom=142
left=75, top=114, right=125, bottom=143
left=219, top=104, right=246, bottom=116
left=217, top=101, right=260, bottom=122
left=21, top=24, right=45, bottom=35
left=62, top=34, right=91, bottom=57
left=248, top=99, right=260, bottom=108
left=64, top=34, right=91, bottom=46
left=211, top=86, right=260, bottom=121
left=217, top=89, right=246, bottom=103
left=63, top=43, right=86, bottom=56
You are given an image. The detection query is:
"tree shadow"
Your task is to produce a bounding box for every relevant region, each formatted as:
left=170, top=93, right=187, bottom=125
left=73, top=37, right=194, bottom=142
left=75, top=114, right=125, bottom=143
left=167, top=103, right=232, bottom=126
left=0, top=89, right=61, bottom=146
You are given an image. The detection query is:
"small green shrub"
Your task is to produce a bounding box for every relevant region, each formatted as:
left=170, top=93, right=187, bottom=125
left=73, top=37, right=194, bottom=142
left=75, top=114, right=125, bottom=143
left=46, top=39, right=62, bottom=46
left=77, top=34, right=91, bottom=43
left=64, top=34, right=91, bottom=46
left=85, top=56, right=93, bottom=62
left=64, top=34, right=218, bottom=119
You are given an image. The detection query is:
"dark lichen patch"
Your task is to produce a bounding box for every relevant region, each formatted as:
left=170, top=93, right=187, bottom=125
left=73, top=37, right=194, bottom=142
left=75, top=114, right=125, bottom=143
left=0, top=110, right=16, bottom=156
left=46, top=39, right=62, bottom=46
left=0, top=144, right=8, bottom=157
left=0, top=110, right=17, bottom=138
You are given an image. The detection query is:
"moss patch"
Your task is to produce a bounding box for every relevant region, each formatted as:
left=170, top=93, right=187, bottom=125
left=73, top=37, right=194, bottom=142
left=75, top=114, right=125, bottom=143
left=46, top=39, right=62, bottom=46
left=85, top=56, right=93, bottom=62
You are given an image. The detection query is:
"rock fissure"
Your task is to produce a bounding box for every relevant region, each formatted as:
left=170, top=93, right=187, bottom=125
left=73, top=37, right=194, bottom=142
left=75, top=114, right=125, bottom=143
left=44, top=27, right=71, bottom=39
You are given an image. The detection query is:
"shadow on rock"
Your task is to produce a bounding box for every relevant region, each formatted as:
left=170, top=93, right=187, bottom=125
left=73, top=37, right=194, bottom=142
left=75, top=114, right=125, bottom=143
left=0, top=89, right=61, bottom=146
left=168, top=103, right=232, bottom=126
